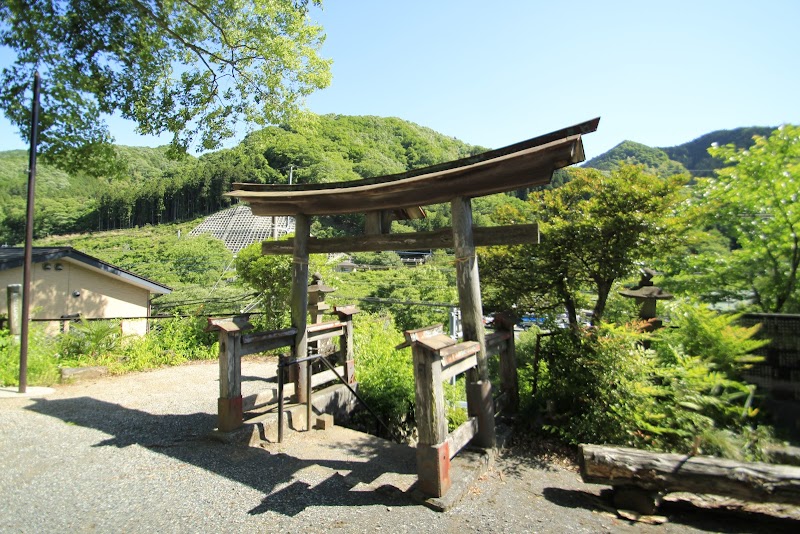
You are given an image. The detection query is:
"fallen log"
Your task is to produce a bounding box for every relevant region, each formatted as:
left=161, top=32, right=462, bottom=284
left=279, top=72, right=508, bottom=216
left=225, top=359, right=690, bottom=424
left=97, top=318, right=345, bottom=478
left=579, top=444, right=800, bottom=506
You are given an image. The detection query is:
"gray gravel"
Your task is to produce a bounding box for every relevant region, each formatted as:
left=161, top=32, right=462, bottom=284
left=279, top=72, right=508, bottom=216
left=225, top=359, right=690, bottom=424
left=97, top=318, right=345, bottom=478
left=1, top=359, right=798, bottom=533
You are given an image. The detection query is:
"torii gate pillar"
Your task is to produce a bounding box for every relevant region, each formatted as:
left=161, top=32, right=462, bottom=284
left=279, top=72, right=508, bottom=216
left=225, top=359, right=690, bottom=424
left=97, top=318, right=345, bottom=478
left=291, top=213, right=310, bottom=403
left=451, top=196, right=495, bottom=447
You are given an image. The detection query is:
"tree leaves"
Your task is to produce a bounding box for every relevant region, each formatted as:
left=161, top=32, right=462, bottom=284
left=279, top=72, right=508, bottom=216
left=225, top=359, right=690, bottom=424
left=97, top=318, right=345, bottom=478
left=481, top=165, right=685, bottom=326
left=0, top=0, right=332, bottom=173
left=692, top=125, right=800, bottom=312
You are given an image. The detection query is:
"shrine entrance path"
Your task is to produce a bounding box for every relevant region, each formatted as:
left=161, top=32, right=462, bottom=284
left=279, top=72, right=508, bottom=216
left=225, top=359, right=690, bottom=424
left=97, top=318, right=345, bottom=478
left=1, top=360, right=796, bottom=533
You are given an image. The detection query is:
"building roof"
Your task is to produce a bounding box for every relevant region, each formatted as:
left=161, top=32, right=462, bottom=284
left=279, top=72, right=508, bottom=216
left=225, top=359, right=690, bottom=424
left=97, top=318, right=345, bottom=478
left=227, top=118, right=599, bottom=217
left=0, top=247, right=172, bottom=294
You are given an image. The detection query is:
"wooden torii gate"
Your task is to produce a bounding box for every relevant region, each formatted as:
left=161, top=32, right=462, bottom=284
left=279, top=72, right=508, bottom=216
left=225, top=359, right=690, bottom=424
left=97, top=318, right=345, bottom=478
left=226, top=117, right=598, bottom=481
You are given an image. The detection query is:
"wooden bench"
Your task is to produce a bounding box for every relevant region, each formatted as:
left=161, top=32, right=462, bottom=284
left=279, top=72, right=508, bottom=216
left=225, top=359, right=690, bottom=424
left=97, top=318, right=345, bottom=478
left=579, top=444, right=800, bottom=514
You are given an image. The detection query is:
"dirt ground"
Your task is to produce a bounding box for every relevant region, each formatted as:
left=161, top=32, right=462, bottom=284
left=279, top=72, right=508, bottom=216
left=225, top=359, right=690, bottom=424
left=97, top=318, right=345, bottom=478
left=1, top=359, right=799, bottom=533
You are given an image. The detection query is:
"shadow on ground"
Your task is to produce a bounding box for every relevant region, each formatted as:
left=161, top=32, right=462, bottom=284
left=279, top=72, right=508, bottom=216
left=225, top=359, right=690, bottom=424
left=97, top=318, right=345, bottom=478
left=26, top=397, right=416, bottom=517
left=542, top=486, right=800, bottom=533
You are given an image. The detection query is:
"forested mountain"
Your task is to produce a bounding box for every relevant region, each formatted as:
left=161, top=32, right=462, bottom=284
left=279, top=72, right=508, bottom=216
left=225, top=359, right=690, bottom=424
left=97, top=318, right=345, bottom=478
left=583, top=126, right=776, bottom=177
left=659, top=126, right=774, bottom=176
left=582, top=140, right=687, bottom=177
left=1, top=118, right=779, bottom=246
left=0, top=115, right=485, bottom=245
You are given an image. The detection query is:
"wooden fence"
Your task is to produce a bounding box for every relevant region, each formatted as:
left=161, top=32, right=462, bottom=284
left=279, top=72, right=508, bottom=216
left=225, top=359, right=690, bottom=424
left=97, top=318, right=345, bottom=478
left=206, top=307, right=357, bottom=434
left=400, top=316, right=517, bottom=497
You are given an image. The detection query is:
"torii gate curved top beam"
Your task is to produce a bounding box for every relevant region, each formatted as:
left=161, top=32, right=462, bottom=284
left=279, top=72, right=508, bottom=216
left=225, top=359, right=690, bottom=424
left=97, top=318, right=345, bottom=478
left=226, top=118, right=599, bottom=216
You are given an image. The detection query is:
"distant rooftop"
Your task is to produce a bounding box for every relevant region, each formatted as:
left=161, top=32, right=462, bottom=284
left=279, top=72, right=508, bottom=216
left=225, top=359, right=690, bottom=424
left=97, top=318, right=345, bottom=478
left=0, top=247, right=171, bottom=294
left=189, top=204, right=295, bottom=254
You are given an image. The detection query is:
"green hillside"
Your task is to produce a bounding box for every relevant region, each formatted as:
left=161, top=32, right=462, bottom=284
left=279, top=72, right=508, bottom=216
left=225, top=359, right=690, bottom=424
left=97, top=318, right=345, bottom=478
left=659, top=126, right=774, bottom=176
left=1, top=118, right=781, bottom=247
left=582, top=140, right=687, bottom=177
left=583, top=126, right=777, bottom=178
left=0, top=114, right=486, bottom=244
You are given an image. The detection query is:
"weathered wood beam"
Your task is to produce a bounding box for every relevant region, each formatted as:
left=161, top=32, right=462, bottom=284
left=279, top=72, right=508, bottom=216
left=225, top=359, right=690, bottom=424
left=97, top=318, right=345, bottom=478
left=242, top=365, right=345, bottom=411
left=261, top=223, right=539, bottom=256
left=291, top=214, right=310, bottom=404
left=445, top=417, right=479, bottom=460
left=452, top=197, right=487, bottom=381
left=364, top=211, right=383, bottom=235
left=579, top=444, right=800, bottom=506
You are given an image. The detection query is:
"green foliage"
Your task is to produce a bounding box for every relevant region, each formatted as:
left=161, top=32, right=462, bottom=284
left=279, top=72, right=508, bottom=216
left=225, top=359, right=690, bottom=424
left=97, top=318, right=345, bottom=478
left=37, top=222, right=233, bottom=289
left=354, top=265, right=458, bottom=333
left=525, top=301, right=775, bottom=460
left=660, top=125, right=800, bottom=312
left=234, top=242, right=293, bottom=330
left=660, top=127, right=774, bottom=178
left=57, top=316, right=217, bottom=373
left=351, top=314, right=416, bottom=440
left=699, top=125, right=800, bottom=312
left=0, top=326, right=60, bottom=387
left=658, top=300, right=767, bottom=378
left=234, top=240, right=336, bottom=329
left=116, top=316, right=218, bottom=373
left=0, top=114, right=486, bottom=243
left=58, top=320, right=123, bottom=363
left=583, top=127, right=774, bottom=180
left=584, top=140, right=687, bottom=178
left=350, top=251, right=404, bottom=268
left=0, top=0, right=331, bottom=171
left=481, top=165, right=684, bottom=327
left=351, top=313, right=466, bottom=440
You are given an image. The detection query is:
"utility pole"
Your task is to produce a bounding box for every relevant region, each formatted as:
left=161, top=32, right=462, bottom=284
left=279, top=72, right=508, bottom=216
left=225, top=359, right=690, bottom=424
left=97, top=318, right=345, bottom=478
left=19, top=72, right=41, bottom=394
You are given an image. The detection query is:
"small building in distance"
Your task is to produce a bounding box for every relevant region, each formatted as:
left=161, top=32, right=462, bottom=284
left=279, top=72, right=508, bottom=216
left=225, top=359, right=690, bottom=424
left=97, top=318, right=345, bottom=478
left=0, top=247, right=171, bottom=335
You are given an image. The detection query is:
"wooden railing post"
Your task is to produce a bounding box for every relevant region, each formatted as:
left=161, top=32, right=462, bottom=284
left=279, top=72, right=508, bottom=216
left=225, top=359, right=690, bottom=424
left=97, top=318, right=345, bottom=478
left=291, top=214, right=310, bottom=404
left=218, top=331, right=242, bottom=432
left=411, top=340, right=450, bottom=497
left=495, top=313, right=519, bottom=413
left=206, top=316, right=254, bottom=432
left=335, top=305, right=359, bottom=384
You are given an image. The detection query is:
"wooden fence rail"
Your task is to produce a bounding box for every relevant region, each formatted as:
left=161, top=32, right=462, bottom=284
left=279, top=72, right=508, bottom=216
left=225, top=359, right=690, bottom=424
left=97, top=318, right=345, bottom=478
left=206, top=307, right=357, bottom=433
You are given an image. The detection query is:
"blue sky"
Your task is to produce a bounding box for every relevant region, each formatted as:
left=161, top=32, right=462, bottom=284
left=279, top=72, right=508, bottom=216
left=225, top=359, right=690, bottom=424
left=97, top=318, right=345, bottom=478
left=1, top=0, right=798, bottom=160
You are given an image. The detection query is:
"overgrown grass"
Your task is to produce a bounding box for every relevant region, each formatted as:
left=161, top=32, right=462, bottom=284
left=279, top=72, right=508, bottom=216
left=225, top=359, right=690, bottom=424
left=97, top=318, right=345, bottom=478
left=0, top=316, right=218, bottom=387
left=0, top=326, right=61, bottom=387
left=352, top=313, right=466, bottom=442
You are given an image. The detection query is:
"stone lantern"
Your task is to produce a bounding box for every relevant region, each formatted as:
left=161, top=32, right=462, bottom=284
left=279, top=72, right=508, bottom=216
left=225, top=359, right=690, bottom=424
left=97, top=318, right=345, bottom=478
left=307, top=272, right=335, bottom=325
left=619, top=268, right=673, bottom=330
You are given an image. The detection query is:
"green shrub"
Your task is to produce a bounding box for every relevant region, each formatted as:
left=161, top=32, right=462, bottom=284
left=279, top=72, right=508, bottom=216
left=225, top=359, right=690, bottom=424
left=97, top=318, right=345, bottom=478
left=0, top=326, right=60, bottom=387
left=57, top=316, right=217, bottom=374
left=530, top=302, right=775, bottom=461
left=116, top=316, right=218, bottom=373
left=58, top=319, right=123, bottom=365
left=351, top=313, right=469, bottom=441
left=659, top=300, right=767, bottom=378
left=352, top=313, right=416, bottom=440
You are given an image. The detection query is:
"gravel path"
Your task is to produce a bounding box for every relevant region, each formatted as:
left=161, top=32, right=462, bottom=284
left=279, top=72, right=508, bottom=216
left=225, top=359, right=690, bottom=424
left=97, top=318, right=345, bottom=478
left=1, top=359, right=798, bottom=533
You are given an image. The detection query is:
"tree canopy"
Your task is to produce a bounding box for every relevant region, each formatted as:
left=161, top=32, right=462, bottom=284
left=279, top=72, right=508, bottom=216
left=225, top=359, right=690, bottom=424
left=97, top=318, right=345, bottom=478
left=0, top=0, right=331, bottom=173
left=481, top=166, right=684, bottom=327
left=694, top=125, right=800, bottom=312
